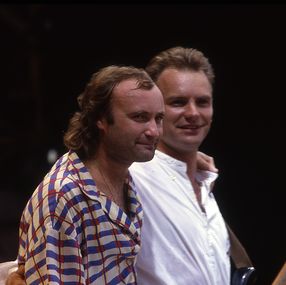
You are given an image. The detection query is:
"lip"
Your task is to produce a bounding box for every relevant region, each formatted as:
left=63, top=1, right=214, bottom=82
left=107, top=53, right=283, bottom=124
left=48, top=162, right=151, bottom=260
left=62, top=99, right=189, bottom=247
left=136, top=142, right=157, bottom=149
left=178, top=125, right=200, bottom=129
left=137, top=143, right=156, bottom=146
left=177, top=125, right=203, bottom=135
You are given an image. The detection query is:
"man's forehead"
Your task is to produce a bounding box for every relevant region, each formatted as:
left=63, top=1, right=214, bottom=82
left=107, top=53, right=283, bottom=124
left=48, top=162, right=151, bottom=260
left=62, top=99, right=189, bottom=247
left=113, top=79, right=139, bottom=95
left=111, top=80, right=164, bottom=114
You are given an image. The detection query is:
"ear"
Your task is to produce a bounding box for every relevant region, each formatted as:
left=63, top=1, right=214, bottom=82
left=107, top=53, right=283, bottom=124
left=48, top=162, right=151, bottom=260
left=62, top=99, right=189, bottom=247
left=96, top=118, right=108, bottom=131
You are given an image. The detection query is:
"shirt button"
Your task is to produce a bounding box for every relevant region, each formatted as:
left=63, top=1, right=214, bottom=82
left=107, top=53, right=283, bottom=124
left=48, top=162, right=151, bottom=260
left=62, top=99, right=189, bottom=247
left=126, top=258, right=134, bottom=266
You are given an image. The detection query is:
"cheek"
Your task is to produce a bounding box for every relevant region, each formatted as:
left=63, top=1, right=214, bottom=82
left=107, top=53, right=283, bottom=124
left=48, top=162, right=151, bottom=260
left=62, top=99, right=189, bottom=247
left=124, top=124, right=144, bottom=139
left=164, top=109, right=181, bottom=123
left=202, top=109, right=213, bottom=121
left=162, top=114, right=178, bottom=134
left=158, top=125, right=164, bottom=136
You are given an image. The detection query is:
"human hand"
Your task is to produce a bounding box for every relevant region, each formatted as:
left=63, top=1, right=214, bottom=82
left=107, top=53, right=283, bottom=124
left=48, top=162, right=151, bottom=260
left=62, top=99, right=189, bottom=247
left=197, top=151, right=218, bottom=173
left=5, top=265, right=25, bottom=285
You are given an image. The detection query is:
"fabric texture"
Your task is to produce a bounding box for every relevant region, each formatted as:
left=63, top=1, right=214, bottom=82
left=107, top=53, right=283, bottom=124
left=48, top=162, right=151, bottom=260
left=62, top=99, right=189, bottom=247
left=130, top=150, right=231, bottom=285
left=18, top=151, right=143, bottom=285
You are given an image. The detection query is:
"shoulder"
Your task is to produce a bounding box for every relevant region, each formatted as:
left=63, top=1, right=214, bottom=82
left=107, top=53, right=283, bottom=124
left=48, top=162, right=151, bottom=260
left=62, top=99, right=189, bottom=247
left=20, top=154, right=86, bottom=229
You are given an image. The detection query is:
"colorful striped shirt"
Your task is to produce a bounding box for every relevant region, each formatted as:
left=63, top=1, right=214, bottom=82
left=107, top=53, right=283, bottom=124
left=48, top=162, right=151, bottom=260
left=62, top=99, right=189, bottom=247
left=18, top=151, right=143, bottom=285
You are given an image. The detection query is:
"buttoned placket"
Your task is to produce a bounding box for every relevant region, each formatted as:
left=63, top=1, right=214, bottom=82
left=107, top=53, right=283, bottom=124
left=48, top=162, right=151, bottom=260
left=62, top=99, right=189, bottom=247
left=162, top=154, right=221, bottom=284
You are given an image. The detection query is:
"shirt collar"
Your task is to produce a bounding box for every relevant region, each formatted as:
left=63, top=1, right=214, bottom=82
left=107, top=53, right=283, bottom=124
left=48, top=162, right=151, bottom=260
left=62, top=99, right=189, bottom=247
left=155, top=149, right=187, bottom=170
left=155, top=149, right=218, bottom=189
left=66, top=150, right=142, bottom=240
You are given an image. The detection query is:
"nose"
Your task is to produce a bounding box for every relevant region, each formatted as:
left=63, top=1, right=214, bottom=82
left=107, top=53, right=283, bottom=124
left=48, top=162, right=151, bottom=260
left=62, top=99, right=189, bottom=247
left=144, top=119, right=161, bottom=138
left=185, top=102, right=199, bottom=118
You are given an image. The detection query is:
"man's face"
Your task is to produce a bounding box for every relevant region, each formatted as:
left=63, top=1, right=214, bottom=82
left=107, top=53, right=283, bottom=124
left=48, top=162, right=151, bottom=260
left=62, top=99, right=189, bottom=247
left=156, top=68, right=213, bottom=155
left=98, top=79, right=165, bottom=165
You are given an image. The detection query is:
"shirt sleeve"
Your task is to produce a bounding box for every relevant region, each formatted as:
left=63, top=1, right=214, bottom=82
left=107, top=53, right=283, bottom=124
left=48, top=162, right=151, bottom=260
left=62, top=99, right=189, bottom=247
left=17, top=184, right=86, bottom=285
left=21, top=217, right=85, bottom=285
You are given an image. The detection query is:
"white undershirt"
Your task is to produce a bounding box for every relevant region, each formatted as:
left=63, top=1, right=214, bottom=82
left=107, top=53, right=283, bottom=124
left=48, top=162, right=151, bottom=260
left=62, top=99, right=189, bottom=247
left=130, top=150, right=231, bottom=285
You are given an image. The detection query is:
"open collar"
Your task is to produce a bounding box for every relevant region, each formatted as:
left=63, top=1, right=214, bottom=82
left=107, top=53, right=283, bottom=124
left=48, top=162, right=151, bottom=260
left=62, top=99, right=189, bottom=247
left=66, top=151, right=142, bottom=241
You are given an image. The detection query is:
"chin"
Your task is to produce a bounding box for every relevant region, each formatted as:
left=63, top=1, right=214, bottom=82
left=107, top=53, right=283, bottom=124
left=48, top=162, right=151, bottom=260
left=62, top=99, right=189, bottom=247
left=135, top=152, right=155, bottom=163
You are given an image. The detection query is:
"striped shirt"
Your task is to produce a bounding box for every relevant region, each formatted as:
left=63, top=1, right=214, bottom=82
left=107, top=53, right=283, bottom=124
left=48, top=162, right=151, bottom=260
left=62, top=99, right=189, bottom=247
left=18, top=151, right=143, bottom=285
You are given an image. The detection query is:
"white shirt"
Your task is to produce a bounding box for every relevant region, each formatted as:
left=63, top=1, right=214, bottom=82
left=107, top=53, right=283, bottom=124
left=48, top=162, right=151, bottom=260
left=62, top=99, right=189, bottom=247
left=130, top=150, right=231, bottom=285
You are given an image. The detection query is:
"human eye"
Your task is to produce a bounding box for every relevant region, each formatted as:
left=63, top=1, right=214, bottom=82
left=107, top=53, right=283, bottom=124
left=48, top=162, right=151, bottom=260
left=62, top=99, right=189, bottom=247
left=196, top=96, right=212, bottom=107
left=155, top=113, right=165, bottom=125
left=132, top=112, right=148, bottom=122
left=168, top=97, right=187, bottom=107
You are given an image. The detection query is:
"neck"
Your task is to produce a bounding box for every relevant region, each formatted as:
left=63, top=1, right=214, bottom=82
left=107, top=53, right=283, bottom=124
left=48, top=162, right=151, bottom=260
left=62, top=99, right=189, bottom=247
left=94, top=158, right=128, bottom=186
left=88, top=148, right=130, bottom=183
left=84, top=150, right=130, bottom=213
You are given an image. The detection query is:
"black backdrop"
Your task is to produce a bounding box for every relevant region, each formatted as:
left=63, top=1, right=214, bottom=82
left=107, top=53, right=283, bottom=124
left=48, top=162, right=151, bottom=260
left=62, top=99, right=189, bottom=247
left=0, top=4, right=285, bottom=285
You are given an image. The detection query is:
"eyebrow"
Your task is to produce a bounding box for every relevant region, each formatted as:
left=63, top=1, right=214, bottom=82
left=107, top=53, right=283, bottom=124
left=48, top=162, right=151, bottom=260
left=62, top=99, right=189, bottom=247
left=128, top=111, right=165, bottom=117
left=157, top=111, right=165, bottom=117
left=128, top=111, right=148, bottom=116
left=166, top=94, right=212, bottom=100
left=165, top=95, right=187, bottom=102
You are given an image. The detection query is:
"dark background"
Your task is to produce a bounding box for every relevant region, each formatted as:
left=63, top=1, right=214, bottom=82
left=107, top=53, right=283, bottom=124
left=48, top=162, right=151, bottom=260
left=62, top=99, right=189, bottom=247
left=0, top=4, right=285, bottom=285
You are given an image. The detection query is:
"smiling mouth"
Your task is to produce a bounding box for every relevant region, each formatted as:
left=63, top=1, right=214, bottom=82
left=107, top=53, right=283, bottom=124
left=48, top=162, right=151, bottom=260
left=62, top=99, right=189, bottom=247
left=179, top=125, right=200, bottom=130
